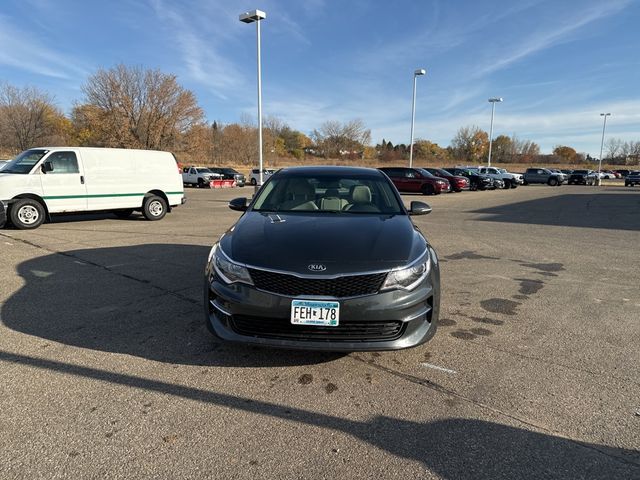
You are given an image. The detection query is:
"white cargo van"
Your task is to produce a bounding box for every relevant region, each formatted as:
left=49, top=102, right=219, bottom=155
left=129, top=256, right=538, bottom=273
left=0, top=147, right=185, bottom=229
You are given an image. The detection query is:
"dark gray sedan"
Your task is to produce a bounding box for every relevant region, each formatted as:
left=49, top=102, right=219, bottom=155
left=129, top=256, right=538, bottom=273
left=204, top=166, right=440, bottom=351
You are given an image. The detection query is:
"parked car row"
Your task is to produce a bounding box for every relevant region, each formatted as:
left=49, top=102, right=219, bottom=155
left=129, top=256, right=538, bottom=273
left=377, top=166, right=524, bottom=195
left=181, top=166, right=246, bottom=187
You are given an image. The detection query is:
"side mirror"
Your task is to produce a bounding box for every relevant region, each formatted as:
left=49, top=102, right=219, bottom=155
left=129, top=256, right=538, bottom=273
left=409, top=201, right=431, bottom=216
left=229, top=197, right=248, bottom=212
left=41, top=161, right=53, bottom=173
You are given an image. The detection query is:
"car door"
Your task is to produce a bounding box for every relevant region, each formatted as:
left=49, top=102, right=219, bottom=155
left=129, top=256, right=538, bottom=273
left=404, top=169, right=423, bottom=192
left=39, top=150, right=88, bottom=213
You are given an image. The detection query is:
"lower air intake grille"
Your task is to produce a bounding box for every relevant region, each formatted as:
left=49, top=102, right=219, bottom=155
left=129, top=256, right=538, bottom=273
left=230, top=315, right=404, bottom=342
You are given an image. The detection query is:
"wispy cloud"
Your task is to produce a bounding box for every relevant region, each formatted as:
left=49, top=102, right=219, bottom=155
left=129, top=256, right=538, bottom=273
left=149, top=0, right=246, bottom=99
left=474, top=0, right=632, bottom=77
left=0, top=14, right=90, bottom=79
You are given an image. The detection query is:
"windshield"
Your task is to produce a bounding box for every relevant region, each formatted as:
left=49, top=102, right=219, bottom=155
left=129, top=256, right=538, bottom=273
left=2, top=149, right=48, bottom=174
left=252, top=173, right=404, bottom=214
left=417, top=169, right=437, bottom=178
left=426, top=168, right=449, bottom=177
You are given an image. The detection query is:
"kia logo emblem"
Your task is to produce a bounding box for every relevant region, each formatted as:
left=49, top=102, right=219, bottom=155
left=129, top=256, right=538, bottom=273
left=308, top=264, right=327, bottom=272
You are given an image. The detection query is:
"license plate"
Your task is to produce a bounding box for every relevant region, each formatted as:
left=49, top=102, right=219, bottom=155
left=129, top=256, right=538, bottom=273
left=291, top=300, right=340, bottom=326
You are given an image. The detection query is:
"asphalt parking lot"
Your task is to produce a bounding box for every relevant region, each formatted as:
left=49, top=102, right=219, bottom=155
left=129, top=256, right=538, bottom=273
left=1, top=184, right=639, bottom=479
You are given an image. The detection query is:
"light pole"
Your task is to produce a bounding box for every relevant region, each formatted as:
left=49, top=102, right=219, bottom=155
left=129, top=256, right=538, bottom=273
left=598, top=113, right=611, bottom=186
left=409, top=68, right=426, bottom=168
left=487, top=97, right=503, bottom=167
left=239, top=9, right=266, bottom=187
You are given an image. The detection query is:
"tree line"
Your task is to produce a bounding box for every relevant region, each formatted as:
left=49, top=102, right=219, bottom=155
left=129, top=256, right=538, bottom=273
left=1, top=64, right=638, bottom=166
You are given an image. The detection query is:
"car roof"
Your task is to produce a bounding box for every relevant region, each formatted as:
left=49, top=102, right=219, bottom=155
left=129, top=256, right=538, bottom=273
left=278, top=165, right=384, bottom=177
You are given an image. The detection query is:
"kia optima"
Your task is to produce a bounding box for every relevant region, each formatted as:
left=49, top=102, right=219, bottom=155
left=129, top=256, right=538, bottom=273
left=204, top=166, right=440, bottom=351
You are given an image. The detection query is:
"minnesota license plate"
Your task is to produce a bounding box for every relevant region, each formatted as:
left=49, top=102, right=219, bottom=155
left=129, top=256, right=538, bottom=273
left=291, top=300, right=340, bottom=326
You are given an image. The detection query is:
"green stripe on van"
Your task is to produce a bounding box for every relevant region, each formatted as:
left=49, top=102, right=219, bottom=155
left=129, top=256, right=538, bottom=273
left=43, top=191, right=183, bottom=200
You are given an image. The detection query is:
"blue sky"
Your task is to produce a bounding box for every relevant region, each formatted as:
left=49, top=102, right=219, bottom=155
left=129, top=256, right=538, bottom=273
left=1, top=0, right=639, bottom=156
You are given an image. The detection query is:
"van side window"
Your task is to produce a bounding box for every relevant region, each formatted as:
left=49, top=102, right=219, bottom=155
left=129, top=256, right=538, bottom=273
left=47, top=152, right=79, bottom=174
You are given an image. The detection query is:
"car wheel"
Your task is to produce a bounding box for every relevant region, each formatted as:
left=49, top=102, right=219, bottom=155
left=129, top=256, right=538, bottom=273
left=142, top=195, right=167, bottom=221
left=197, top=178, right=205, bottom=188
left=503, top=179, right=511, bottom=189
left=10, top=198, right=46, bottom=230
left=548, top=178, right=558, bottom=186
left=250, top=178, right=257, bottom=186
left=510, top=181, right=518, bottom=189
left=113, top=209, right=134, bottom=218
left=422, top=184, right=435, bottom=195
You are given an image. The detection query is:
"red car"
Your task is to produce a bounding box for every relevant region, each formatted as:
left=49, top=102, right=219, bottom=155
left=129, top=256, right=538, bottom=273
left=378, top=167, right=451, bottom=195
left=421, top=167, right=469, bottom=192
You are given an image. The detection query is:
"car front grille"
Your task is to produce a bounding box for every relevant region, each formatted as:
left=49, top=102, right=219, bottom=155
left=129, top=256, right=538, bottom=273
left=247, top=269, right=387, bottom=298
left=230, top=315, right=405, bottom=342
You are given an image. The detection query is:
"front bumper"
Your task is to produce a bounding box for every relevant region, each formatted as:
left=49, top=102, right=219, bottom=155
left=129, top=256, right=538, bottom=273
left=204, top=264, right=440, bottom=351
left=0, top=201, right=6, bottom=228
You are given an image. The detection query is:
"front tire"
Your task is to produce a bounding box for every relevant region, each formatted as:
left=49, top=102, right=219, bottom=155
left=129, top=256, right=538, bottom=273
left=10, top=198, right=46, bottom=230
left=502, top=179, right=511, bottom=189
left=548, top=178, right=558, bottom=186
left=142, top=195, right=167, bottom=221
left=250, top=178, right=257, bottom=186
left=422, top=184, right=435, bottom=195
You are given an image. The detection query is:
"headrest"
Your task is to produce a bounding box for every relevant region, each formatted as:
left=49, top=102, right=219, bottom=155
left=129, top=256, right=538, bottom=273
left=288, top=179, right=315, bottom=197
left=351, top=185, right=371, bottom=204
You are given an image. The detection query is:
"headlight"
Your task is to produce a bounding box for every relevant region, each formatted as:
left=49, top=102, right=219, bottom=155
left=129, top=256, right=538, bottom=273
left=381, top=250, right=431, bottom=291
left=209, top=243, right=253, bottom=285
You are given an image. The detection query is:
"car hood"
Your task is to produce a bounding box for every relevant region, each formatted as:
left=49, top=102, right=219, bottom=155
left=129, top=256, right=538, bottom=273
left=219, top=211, right=427, bottom=275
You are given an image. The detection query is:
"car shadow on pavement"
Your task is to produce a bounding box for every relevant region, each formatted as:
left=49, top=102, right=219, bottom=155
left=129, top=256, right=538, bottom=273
left=0, top=350, right=637, bottom=478
left=1, top=243, right=344, bottom=367
left=471, top=191, right=640, bottom=231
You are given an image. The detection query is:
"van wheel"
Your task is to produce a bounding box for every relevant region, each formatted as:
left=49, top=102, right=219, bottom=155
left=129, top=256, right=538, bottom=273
left=10, top=198, right=46, bottom=230
left=113, top=209, right=134, bottom=219
left=143, top=195, right=167, bottom=221
left=548, top=178, right=558, bottom=186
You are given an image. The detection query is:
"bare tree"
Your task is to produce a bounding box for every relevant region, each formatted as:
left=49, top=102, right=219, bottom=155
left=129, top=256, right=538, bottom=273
left=0, top=83, right=64, bottom=152
left=311, top=119, right=371, bottom=158
left=605, top=137, right=623, bottom=162
left=77, top=64, right=204, bottom=150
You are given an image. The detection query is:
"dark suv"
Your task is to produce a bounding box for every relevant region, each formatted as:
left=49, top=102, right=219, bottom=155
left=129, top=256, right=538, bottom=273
left=378, top=168, right=451, bottom=195
left=625, top=171, right=640, bottom=187
left=442, top=168, right=495, bottom=191
left=567, top=170, right=596, bottom=185
left=208, top=167, right=246, bottom=187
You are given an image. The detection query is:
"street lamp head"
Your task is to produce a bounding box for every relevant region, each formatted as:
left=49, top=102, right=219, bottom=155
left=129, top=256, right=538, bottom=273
left=414, top=68, right=426, bottom=76
left=600, top=112, right=611, bottom=116
left=239, top=9, right=266, bottom=23
left=488, top=97, right=503, bottom=103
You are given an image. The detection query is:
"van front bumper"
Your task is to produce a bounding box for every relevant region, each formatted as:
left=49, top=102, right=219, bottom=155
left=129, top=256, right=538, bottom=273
left=0, top=201, right=7, bottom=228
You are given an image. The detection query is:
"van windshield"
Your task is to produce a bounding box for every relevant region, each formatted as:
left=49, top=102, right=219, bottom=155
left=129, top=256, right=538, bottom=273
left=2, top=149, right=49, bottom=174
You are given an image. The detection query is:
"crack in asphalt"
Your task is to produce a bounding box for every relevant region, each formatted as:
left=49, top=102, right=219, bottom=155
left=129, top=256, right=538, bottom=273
left=348, top=354, right=640, bottom=469
left=0, top=233, right=200, bottom=306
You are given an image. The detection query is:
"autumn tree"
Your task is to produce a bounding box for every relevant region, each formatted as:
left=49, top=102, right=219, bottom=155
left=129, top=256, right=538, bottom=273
left=413, top=140, right=449, bottom=163
left=0, top=83, right=69, bottom=152
left=552, top=145, right=577, bottom=163
left=76, top=64, right=204, bottom=150
left=451, top=126, right=488, bottom=162
left=311, top=119, right=371, bottom=158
